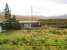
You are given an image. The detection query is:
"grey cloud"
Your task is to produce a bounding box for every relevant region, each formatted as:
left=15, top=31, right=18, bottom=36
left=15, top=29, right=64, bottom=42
left=48, top=0, right=67, bottom=4
left=61, top=0, right=67, bottom=4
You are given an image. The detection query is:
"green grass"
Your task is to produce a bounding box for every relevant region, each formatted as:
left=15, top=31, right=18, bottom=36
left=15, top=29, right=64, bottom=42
left=0, top=28, right=67, bottom=50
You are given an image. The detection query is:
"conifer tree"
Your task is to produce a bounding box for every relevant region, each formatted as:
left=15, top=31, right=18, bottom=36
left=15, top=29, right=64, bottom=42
left=4, top=3, right=11, bottom=20
left=13, top=15, right=16, bottom=21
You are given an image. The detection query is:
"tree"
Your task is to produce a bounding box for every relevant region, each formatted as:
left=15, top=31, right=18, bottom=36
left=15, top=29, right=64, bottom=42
left=3, top=3, right=21, bottom=30
left=4, top=3, right=11, bottom=20
left=12, top=15, right=16, bottom=21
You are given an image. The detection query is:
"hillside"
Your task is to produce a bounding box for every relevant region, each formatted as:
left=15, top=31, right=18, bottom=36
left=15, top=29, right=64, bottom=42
left=0, top=12, right=45, bottom=21
left=15, top=16, right=45, bottom=21
left=47, top=14, right=67, bottom=19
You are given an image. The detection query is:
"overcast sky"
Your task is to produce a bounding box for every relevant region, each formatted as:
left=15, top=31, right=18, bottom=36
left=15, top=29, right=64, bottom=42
left=0, top=0, right=67, bottom=16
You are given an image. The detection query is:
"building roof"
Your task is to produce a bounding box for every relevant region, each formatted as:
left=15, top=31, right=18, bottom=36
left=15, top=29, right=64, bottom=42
left=19, top=21, right=39, bottom=23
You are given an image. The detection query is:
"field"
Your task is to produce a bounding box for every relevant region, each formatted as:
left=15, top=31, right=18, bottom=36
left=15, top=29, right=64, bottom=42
left=0, top=28, right=67, bottom=50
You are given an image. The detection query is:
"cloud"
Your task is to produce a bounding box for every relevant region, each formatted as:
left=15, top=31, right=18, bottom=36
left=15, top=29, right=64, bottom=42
left=32, top=0, right=67, bottom=16
left=48, top=0, right=67, bottom=4
left=0, top=0, right=67, bottom=16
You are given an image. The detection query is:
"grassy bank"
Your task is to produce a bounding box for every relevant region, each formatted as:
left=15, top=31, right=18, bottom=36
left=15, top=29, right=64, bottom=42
left=0, top=28, right=67, bottom=50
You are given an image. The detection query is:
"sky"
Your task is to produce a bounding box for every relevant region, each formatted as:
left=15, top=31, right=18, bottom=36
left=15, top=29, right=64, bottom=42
left=0, top=0, right=67, bottom=16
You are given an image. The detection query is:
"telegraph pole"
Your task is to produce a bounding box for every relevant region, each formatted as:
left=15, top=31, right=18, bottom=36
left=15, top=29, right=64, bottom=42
left=30, top=5, right=33, bottom=28
left=31, top=5, right=33, bottom=22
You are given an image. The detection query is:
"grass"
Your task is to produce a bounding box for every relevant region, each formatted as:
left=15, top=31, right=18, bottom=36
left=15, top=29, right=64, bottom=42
left=0, top=28, right=67, bottom=50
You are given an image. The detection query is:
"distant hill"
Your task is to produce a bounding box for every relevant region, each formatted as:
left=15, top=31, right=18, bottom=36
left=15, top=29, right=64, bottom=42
left=47, top=14, right=67, bottom=19
left=0, top=11, right=67, bottom=20
left=15, top=16, right=46, bottom=21
left=0, top=12, right=46, bottom=21
left=0, top=12, right=5, bottom=21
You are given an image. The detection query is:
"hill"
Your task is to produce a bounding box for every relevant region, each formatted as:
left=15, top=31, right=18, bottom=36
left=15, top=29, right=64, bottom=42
left=47, top=14, right=67, bottom=19
left=0, top=12, right=46, bottom=21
